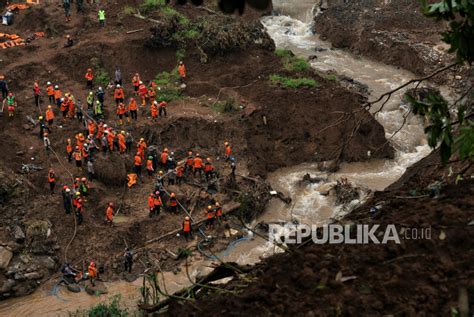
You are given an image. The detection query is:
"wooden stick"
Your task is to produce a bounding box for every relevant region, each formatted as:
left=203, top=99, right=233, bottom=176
left=126, top=28, right=144, bottom=34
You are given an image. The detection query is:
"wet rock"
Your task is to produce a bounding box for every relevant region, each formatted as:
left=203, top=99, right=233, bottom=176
left=0, top=279, right=15, bottom=293
left=14, top=273, right=25, bottom=281
left=301, top=173, right=327, bottom=184
left=316, top=182, right=337, bottom=196
left=11, top=225, right=25, bottom=243
left=67, top=284, right=81, bottom=293
left=0, top=246, right=13, bottom=270
left=86, top=283, right=108, bottom=296
left=318, top=160, right=339, bottom=173
left=24, top=272, right=42, bottom=280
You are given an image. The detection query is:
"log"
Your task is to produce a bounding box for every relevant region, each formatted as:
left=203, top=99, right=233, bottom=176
left=126, top=28, right=144, bottom=34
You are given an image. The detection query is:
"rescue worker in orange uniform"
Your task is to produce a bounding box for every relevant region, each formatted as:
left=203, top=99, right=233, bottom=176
left=45, top=105, right=55, bottom=126
left=137, top=138, right=147, bottom=159
left=148, top=87, right=156, bottom=105
left=85, top=68, right=94, bottom=89
left=128, top=98, right=138, bottom=121
left=185, top=151, right=194, bottom=173
left=54, top=85, right=62, bottom=108
left=134, top=152, right=142, bottom=177
left=178, top=61, right=186, bottom=82
left=146, top=156, right=154, bottom=177
left=138, top=81, right=148, bottom=106
left=152, top=191, right=162, bottom=217
left=48, top=168, right=56, bottom=194
left=204, top=157, right=215, bottom=181
left=114, top=84, right=124, bottom=106
left=205, top=205, right=215, bottom=230
left=107, top=129, right=115, bottom=152
left=76, top=133, right=85, bottom=150
left=159, top=101, right=167, bottom=118
left=117, top=102, right=126, bottom=125
left=215, top=201, right=223, bottom=224
left=87, top=120, right=96, bottom=137
left=105, top=202, right=114, bottom=224
left=66, top=138, right=73, bottom=162
left=160, top=148, right=169, bottom=168
left=74, top=192, right=84, bottom=225
left=182, top=216, right=192, bottom=241
left=150, top=101, right=158, bottom=120
left=132, top=73, right=140, bottom=94
left=73, top=146, right=82, bottom=169
left=169, top=192, right=178, bottom=214
left=118, top=131, right=127, bottom=153
left=193, top=153, right=203, bottom=178
left=87, top=261, right=97, bottom=286
left=147, top=193, right=155, bottom=217
left=176, top=165, right=184, bottom=185
left=224, top=141, right=232, bottom=161
left=46, top=82, right=55, bottom=104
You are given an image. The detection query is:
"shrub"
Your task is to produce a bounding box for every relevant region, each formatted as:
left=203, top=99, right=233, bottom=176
left=154, top=70, right=183, bottom=102
left=70, top=295, right=129, bottom=317
left=269, top=75, right=317, bottom=89
left=283, top=56, right=310, bottom=72
left=122, top=6, right=135, bottom=16
left=274, top=48, right=293, bottom=58
left=94, top=67, right=110, bottom=86
left=212, top=98, right=239, bottom=113
left=140, top=0, right=166, bottom=14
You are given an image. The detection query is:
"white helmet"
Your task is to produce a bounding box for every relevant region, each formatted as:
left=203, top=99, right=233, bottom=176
left=103, top=124, right=107, bottom=128
left=54, top=85, right=59, bottom=89
left=65, top=188, right=71, bottom=193
left=116, top=84, right=120, bottom=88
left=47, top=81, right=51, bottom=85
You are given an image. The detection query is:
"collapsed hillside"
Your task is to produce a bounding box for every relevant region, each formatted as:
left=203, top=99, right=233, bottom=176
left=0, top=0, right=391, bottom=300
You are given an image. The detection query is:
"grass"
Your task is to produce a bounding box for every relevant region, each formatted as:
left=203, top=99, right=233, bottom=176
left=211, top=98, right=240, bottom=113
left=269, top=74, right=317, bottom=89
left=70, top=295, right=129, bottom=317
left=140, top=0, right=166, bottom=14
left=275, top=48, right=311, bottom=72
left=161, top=5, right=178, bottom=16
left=94, top=67, right=110, bottom=86
left=153, top=70, right=183, bottom=102
left=176, top=49, right=186, bottom=61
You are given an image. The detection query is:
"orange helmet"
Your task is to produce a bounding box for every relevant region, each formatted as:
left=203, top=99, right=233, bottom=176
left=170, top=192, right=175, bottom=197
left=81, top=177, right=86, bottom=182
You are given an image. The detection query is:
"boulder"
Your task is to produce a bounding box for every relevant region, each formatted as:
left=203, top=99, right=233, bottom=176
left=0, top=279, right=15, bottom=293
left=24, top=272, right=42, bottom=280
left=0, top=247, right=13, bottom=270
left=12, top=225, right=25, bottom=243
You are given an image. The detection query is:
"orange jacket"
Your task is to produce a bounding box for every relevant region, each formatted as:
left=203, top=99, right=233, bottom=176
left=186, top=157, right=194, bottom=167
left=160, top=152, right=168, bottom=164
left=178, top=64, right=186, bottom=78
left=176, top=166, right=184, bottom=177
left=183, top=219, right=191, bottom=232
left=146, top=159, right=153, bottom=171
left=73, top=151, right=81, bottom=161
left=85, top=71, right=94, bottom=81
left=106, top=206, right=113, bottom=221
left=60, top=101, right=67, bottom=112
left=48, top=171, right=55, bottom=183
left=153, top=195, right=162, bottom=206
left=54, top=89, right=62, bottom=100
left=114, top=88, right=124, bottom=99
left=207, top=209, right=215, bottom=219
left=225, top=145, right=232, bottom=157
left=88, top=264, right=97, bottom=278
left=107, top=132, right=115, bottom=146
left=204, top=163, right=214, bottom=173
left=47, top=85, right=54, bottom=96
left=193, top=157, right=203, bottom=169
left=128, top=100, right=137, bottom=111
left=148, top=196, right=154, bottom=209
left=132, top=76, right=140, bottom=87
left=66, top=142, right=73, bottom=154
left=151, top=104, right=158, bottom=117
left=216, top=207, right=223, bottom=217
left=45, top=109, right=54, bottom=121
left=134, top=155, right=142, bottom=166
left=117, top=103, right=126, bottom=115
left=169, top=197, right=178, bottom=207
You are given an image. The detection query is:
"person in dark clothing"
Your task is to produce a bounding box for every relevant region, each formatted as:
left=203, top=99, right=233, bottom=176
left=64, top=35, right=74, bottom=47
left=96, top=87, right=105, bottom=108
left=0, top=75, right=8, bottom=100
left=63, top=187, right=73, bottom=214
left=115, top=66, right=122, bottom=86
left=123, top=248, right=133, bottom=273
left=38, top=116, right=50, bottom=139
left=63, top=0, right=71, bottom=22
left=76, top=0, right=84, bottom=13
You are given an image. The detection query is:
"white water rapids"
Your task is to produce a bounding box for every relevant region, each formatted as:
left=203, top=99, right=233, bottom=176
left=0, top=1, right=453, bottom=315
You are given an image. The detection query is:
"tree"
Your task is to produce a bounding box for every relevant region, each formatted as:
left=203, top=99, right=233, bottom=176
left=403, top=0, right=473, bottom=163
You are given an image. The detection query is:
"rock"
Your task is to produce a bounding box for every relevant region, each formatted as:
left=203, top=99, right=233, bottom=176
left=22, top=124, right=32, bottom=131
left=67, top=284, right=81, bottom=293
left=0, top=279, right=15, bottom=293
left=24, top=272, right=42, bottom=280
left=14, top=273, right=25, bottom=281
left=12, top=225, right=26, bottom=243
left=0, top=247, right=13, bottom=270
left=316, top=182, right=337, bottom=195
left=35, top=256, right=56, bottom=270
left=455, top=75, right=462, bottom=80
left=6, top=241, right=22, bottom=253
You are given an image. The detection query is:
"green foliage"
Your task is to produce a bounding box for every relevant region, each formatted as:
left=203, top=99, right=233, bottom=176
left=94, top=68, right=110, bottom=87
left=122, top=6, right=136, bottom=16
left=274, top=49, right=310, bottom=72
left=283, top=56, right=310, bottom=72
left=153, top=70, right=182, bottom=102
left=212, top=98, right=240, bottom=113
left=269, top=74, right=317, bottom=89
left=161, top=5, right=179, bottom=16
left=140, top=0, right=166, bottom=14
left=176, top=49, right=186, bottom=61
left=274, top=48, right=293, bottom=58
left=405, top=91, right=473, bottom=163
left=422, top=0, right=474, bottom=63
left=70, top=295, right=129, bottom=317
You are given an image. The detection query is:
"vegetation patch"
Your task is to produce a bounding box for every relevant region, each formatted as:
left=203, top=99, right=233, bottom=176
left=269, top=75, right=317, bottom=89
left=275, top=49, right=310, bottom=72
left=153, top=70, right=182, bottom=102
left=70, top=295, right=129, bottom=317
left=211, top=98, right=240, bottom=113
